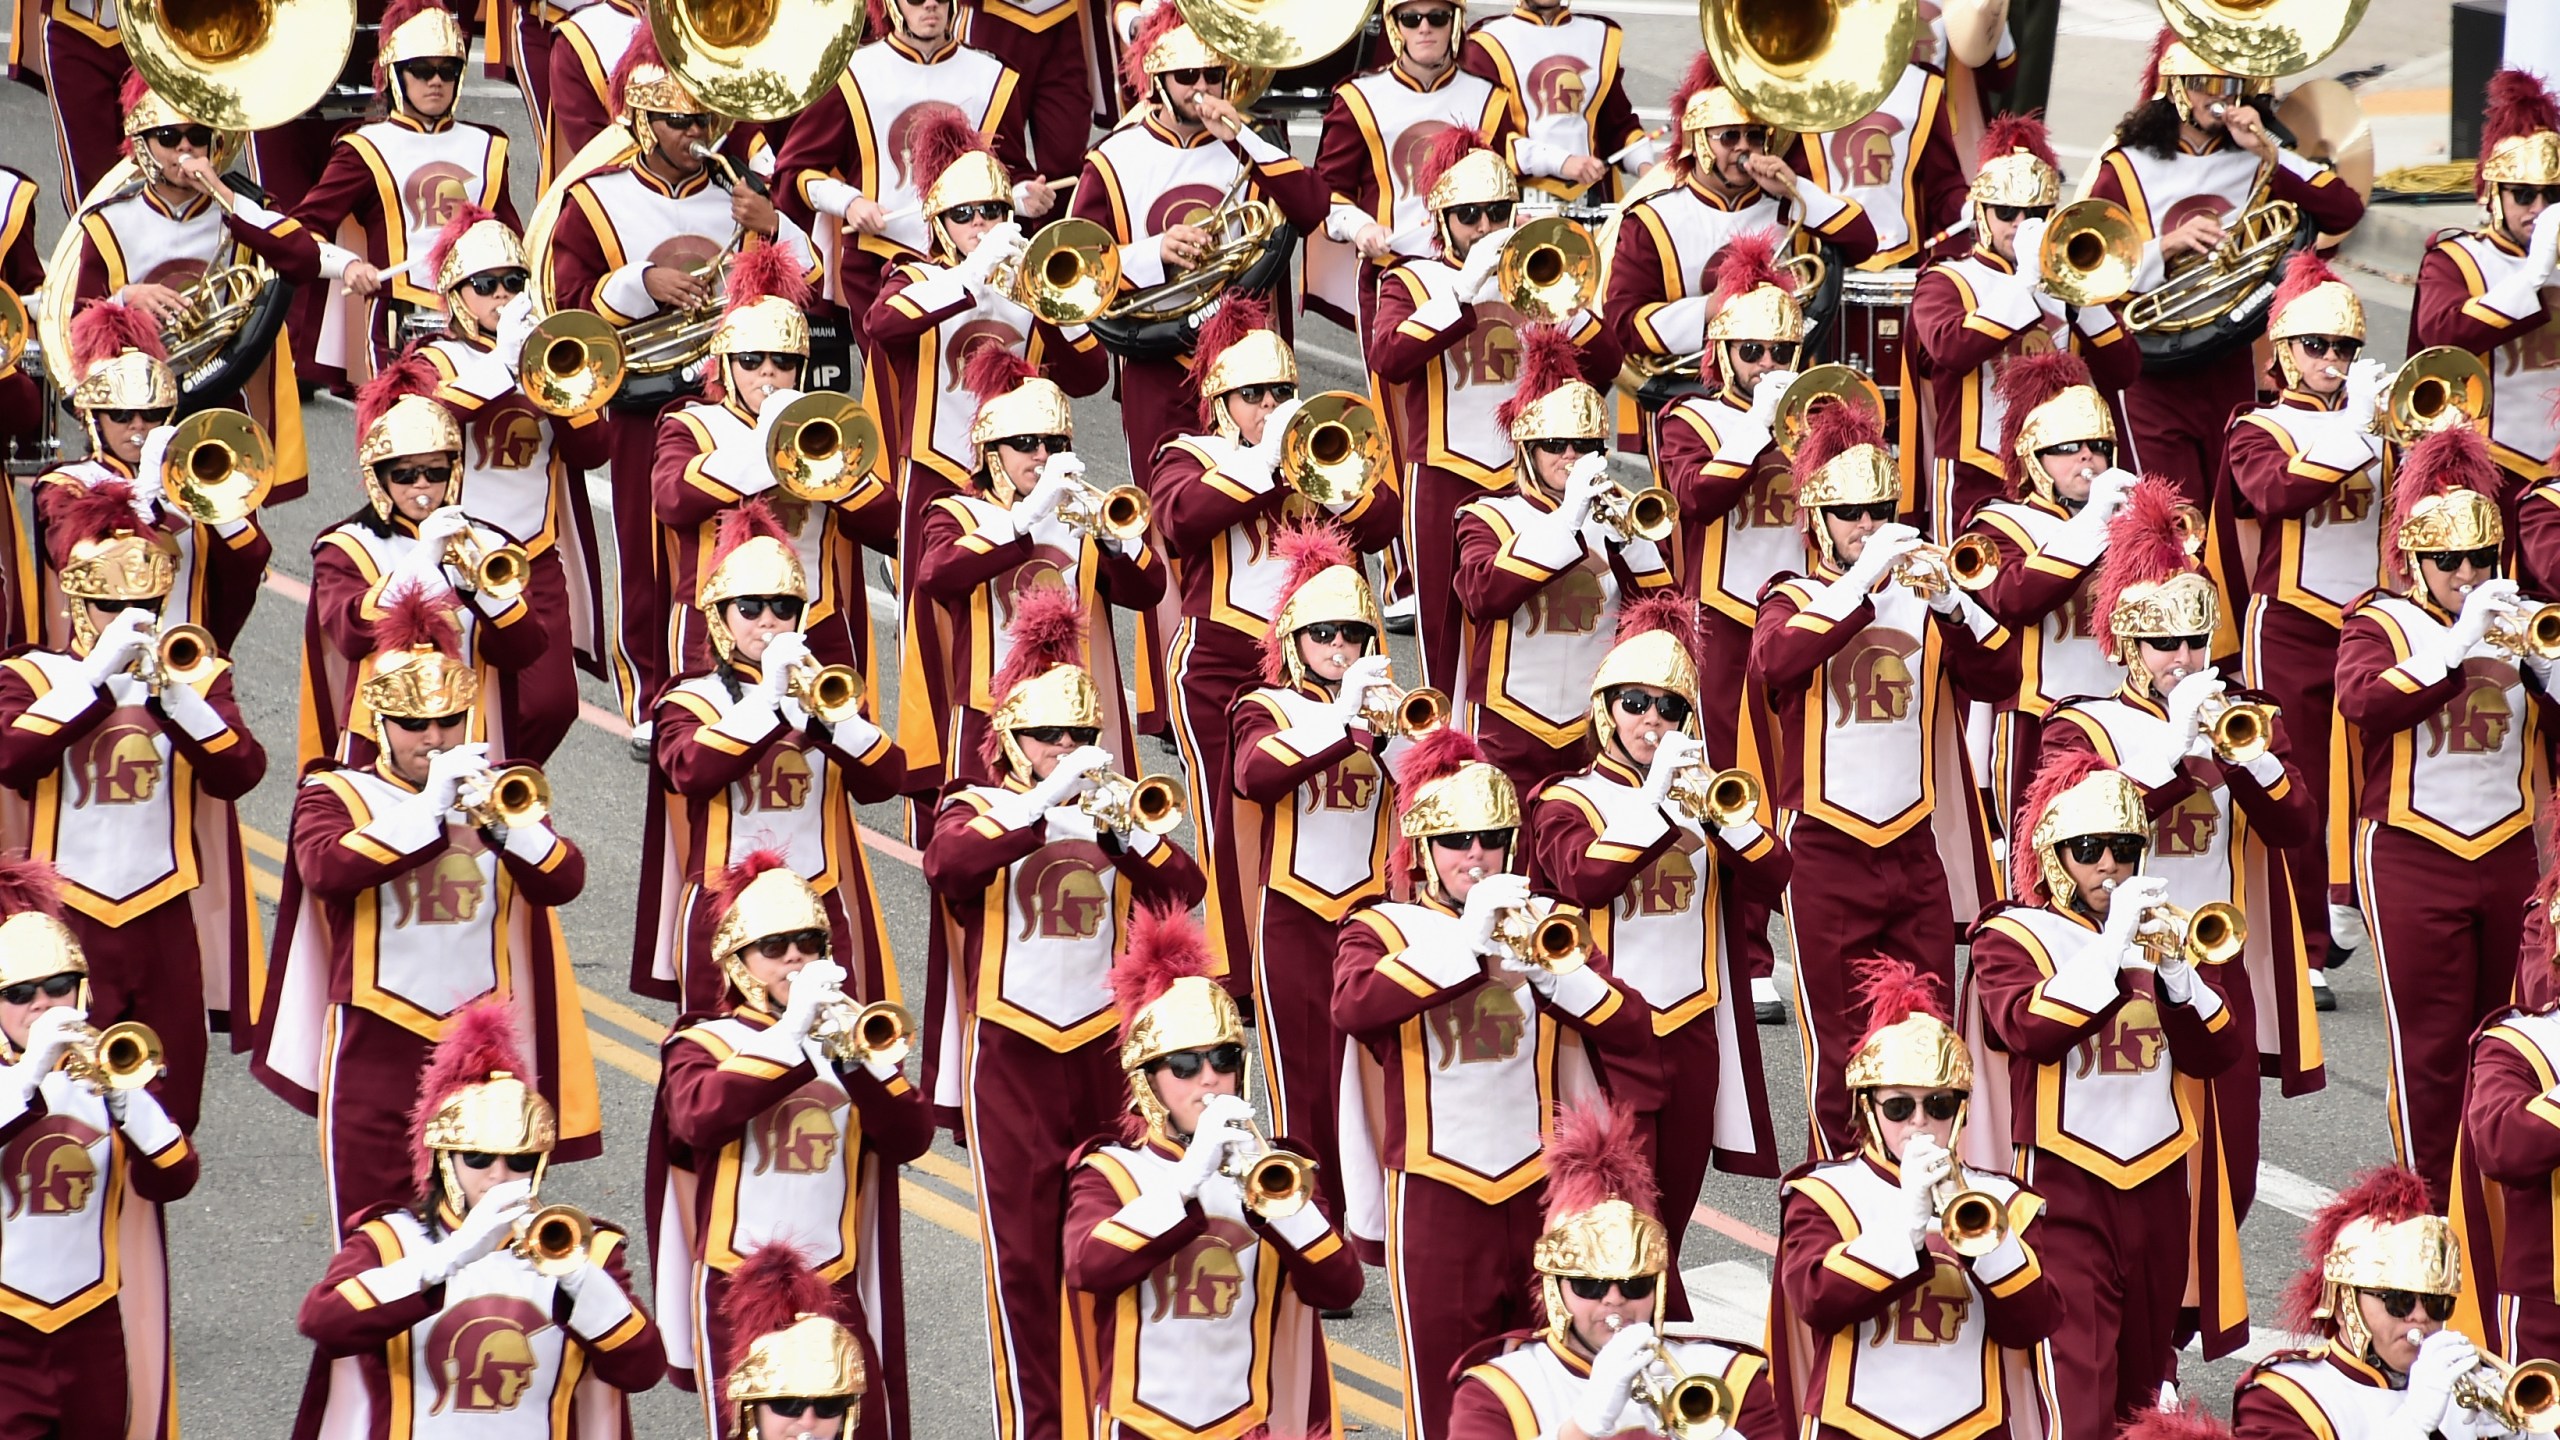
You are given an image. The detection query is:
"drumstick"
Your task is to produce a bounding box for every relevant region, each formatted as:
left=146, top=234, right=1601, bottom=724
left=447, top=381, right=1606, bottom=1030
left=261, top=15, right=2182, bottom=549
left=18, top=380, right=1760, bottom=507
left=1603, top=126, right=1668, bottom=166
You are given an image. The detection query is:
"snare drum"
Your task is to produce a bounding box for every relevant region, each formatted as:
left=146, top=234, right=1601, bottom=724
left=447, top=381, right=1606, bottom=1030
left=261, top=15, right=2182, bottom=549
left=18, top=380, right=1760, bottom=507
left=1823, top=269, right=1917, bottom=425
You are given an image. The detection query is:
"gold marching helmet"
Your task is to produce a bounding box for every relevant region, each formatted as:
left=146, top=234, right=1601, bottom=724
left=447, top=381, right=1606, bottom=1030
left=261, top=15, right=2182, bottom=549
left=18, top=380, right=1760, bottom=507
left=2012, top=750, right=2150, bottom=909
left=981, top=584, right=1102, bottom=783
left=1532, top=1099, right=1670, bottom=1338
left=711, top=244, right=813, bottom=380
left=2142, top=28, right=2270, bottom=126
left=2385, top=424, right=2506, bottom=591
left=360, top=583, right=483, bottom=734
left=1841, top=956, right=1973, bottom=1153
left=1997, top=352, right=2117, bottom=506
left=698, top=500, right=809, bottom=663
left=721, top=1244, right=866, bottom=1438
left=1120, top=0, right=1230, bottom=107
left=964, top=349, right=1074, bottom=504
left=1793, top=398, right=1897, bottom=567
left=409, top=1001, right=558, bottom=1210
left=2095, top=474, right=2217, bottom=669
left=2286, top=1166, right=2458, bottom=1359
left=1500, top=323, right=1608, bottom=450
left=610, top=28, right=726, bottom=150
left=354, top=353, right=465, bottom=521
left=1262, top=517, right=1383, bottom=688
left=1970, top=114, right=2062, bottom=222
left=118, top=72, right=241, bottom=182
left=907, top=107, right=1014, bottom=264
left=1668, top=51, right=1754, bottom=165
left=49, top=479, right=178, bottom=652
left=66, top=299, right=177, bottom=424
left=1392, top=728, right=1521, bottom=901
left=2265, top=251, right=2366, bottom=388
left=707, top=851, right=831, bottom=1011
left=1192, top=291, right=1295, bottom=440
left=1705, top=229, right=1806, bottom=370
left=1415, top=129, right=1519, bottom=256
left=2481, top=71, right=2560, bottom=205
left=374, top=0, right=468, bottom=118
left=0, top=857, right=89, bottom=1030
left=426, top=203, right=530, bottom=339
left=1109, top=905, right=1246, bottom=1135
left=1588, top=595, right=1704, bottom=761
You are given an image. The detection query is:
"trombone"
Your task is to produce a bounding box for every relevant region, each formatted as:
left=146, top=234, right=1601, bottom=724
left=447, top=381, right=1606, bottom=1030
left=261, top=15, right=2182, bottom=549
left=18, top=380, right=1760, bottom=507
left=1079, top=771, right=1185, bottom=836
left=991, top=218, right=1122, bottom=327
left=1604, top=1315, right=1739, bottom=1440
left=510, top=1202, right=593, bottom=1278
left=1590, top=481, right=1679, bottom=545
left=459, top=764, right=552, bottom=831
left=446, top=527, right=532, bottom=606
left=1278, top=391, right=1389, bottom=509
left=1495, top=215, right=1598, bottom=324
left=2489, top=602, right=2560, bottom=662
left=1355, top=679, right=1450, bottom=737
left=1055, top=477, right=1151, bottom=543
left=2195, top=692, right=2276, bottom=765
left=2037, top=198, right=2142, bottom=308
left=137, top=622, right=219, bottom=696
left=1665, top=766, right=1761, bottom=828
left=2451, top=1354, right=2560, bottom=1433
left=786, top=658, right=866, bottom=726
left=1489, top=901, right=1592, bottom=974
left=1931, top=1165, right=2009, bottom=1258
left=764, top=392, right=882, bottom=505
left=160, top=408, right=274, bottom=524
left=2131, top=899, right=2247, bottom=968
left=60, top=1020, right=163, bottom=1092
left=520, top=310, right=627, bottom=418
left=811, top=995, right=915, bottom=1069
left=1216, top=1115, right=1320, bottom=1220
left=2382, top=347, right=2490, bottom=444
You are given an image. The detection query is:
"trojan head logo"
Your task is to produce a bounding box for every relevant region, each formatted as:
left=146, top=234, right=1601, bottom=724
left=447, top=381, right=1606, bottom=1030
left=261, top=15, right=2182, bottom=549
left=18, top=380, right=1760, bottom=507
left=2424, top=663, right=2520, bottom=757
left=1146, top=183, right=1230, bottom=240
left=1910, top=0, right=1946, bottom=65
left=1525, top=560, right=1608, bottom=636
left=1426, top=981, right=1527, bottom=1067
left=2049, top=585, right=2098, bottom=641
left=1389, top=120, right=1458, bottom=199
left=647, top=233, right=724, bottom=276
left=1452, top=302, right=1523, bottom=391
left=1740, top=463, right=1797, bottom=531
left=1312, top=749, right=1380, bottom=813
left=472, top=396, right=545, bottom=473
left=142, top=257, right=209, bottom=291
left=2314, top=471, right=2376, bottom=527
left=740, top=745, right=814, bottom=814
left=391, top=842, right=489, bottom=926
left=1148, top=1216, right=1256, bottom=1321
left=887, top=100, right=970, bottom=190
left=944, top=320, right=1030, bottom=393
left=1523, top=55, right=1590, bottom=119
left=2154, top=787, right=2220, bottom=859
left=1827, top=110, right=1905, bottom=189
left=2513, top=322, right=2560, bottom=376
left=750, top=1078, right=848, bottom=1174
left=1825, top=629, right=1922, bottom=727
left=1014, top=840, right=1112, bottom=940
left=2, top=1116, right=103, bottom=1218
left=2073, top=995, right=2166, bottom=1078
left=1881, top=1253, right=1973, bottom=1346
left=426, top=1296, right=551, bottom=1414
left=2010, top=322, right=2059, bottom=359
left=71, top=714, right=162, bottom=806
left=2159, top=194, right=2240, bottom=247
left=1620, top=834, right=1702, bottom=919
left=404, top=162, right=474, bottom=233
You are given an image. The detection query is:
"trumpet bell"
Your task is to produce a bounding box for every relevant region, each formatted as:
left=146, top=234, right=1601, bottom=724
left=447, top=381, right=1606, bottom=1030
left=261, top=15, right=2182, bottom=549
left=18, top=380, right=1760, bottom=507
left=2202, top=697, right=2274, bottom=765
left=2385, top=346, right=2490, bottom=443
left=789, top=661, right=867, bottom=726
left=1279, top=391, right=1389, bottom=509
left=489, top=766, right=552, bottom=829
left=1658, top=1372, right=1736, bottom=1440
left=646, top=0, right=865, bottom=120
left=2509, top=1359, right=2560, bottom=1432
left=2039, top=199, right=2141, bottom=308
left=852, top=1001, right=913, bottom=1067
left=521, top=310, right=627, bottom=419
left=1059, top=483, right=1151, bottom=543
left=1938, top=1187, right=2007, bottom=1257
left=123, top=0, right=356, bottom=131
left=2491, top=603, right=2560, bottom=662
left=1239, top=1148, right=1318, bottom=1220
left=513, top=1203, right=594, bottom=1277
left=1701, top=0, right=1918, bottom=134
left=89, top=1021, right=165, bottom=1091
left=1498, top=216, right=1599, bottom=325
left=1946, top=533, right=2001, bottom=592
left=1014, top=219, right=1122, bottom=327
left=1126, top=775, right=1184, bottom=835
left=1603, top=484, right=1680, bottom=545
left=765, top=392, right=882, bottom=505
left=165, top=408, right=275, bottom=525
left=1774, top=365, right=1887, bottom=458
left=2184, top=902, right=2248, bottom=967
left=156, top=623, right=219, bottom=689
left=2157, top=0, right=2370, bottom=79
left=475, top=542, right=533, bottom=605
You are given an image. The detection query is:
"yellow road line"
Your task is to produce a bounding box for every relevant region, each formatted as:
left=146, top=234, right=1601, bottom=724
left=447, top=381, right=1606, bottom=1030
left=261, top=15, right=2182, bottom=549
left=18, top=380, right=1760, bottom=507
left=910, top=1150, right=976, bottom=1196
left=578, top=984, right=670, bottom=1047
left=588, top=1029, right=661, bottom=1084
left=242, top=825, right=285, bottom=863
left=1329, top=1336, right=1405, bottom=1389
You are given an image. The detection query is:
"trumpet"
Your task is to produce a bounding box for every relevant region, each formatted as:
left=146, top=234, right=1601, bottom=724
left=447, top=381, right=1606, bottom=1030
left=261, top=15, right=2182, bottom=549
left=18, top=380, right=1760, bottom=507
left=764, top=392, right=882, bottom=505
left=2195, top=693, right=2276, bottom=764
left=2451, top=1353, right=2560, bottom=1433
left=787, top=659, right=866, bottom=726
left=510, top=1202, right=593, bottom=1278
left=459, top=764, right=552, bottom=830
left=1278, top=390, right=1389, bottom=509
left=137, top=622, right=220, bottom=695
left=1494, top=215, right=1598, bottom=324
left=1356, top=681, right=1450, bottom=737
left=2133, top=899, right=2248, bottom=968
left=446, top=528, right=532, bottom=606
left=1931, top=1165, right=2009, bottom=1258
left=1665, top=766, right=1761, bottom=828
left=1604, top=1315, right=1738, bottom=1440
left=161, top=408, right=275, bottom=524
left=1217, top=1116, right=1320, bottom=1220
left=1054, top=478, right=1151, bottom=543
left=60, top=1020, right=163, bottom=1092
left=1080, top=771, right=1185, bottom=836
left=1488, top=901, right=1592, bottom=974
left=1589, top=481, right=1678, bottom=545
left=811, top=996, right=914, bottom=1069
left=519, top=309, right=627, bottom=418
left=2488, top=602, right=2560, bottom=662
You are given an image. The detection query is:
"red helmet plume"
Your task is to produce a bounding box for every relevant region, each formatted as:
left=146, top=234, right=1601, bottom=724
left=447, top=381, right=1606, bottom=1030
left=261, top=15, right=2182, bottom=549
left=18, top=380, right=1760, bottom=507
left=964, top=345, right=1041, bottom=406
left=1790, top=397, right=1885, bottom=485
left=406, top=1000, right=537, bottom=1188
left=1992, top=350, right=2094, bottom=498
left=720, top=1243, right=844, bottom=1377
left=2271, top=249, right=2348, bottom=318
left=978, top=586, right=1087, bottom=770
left=1613, top=593, right=1706, bottom=671
left=706, top=847, right=793, bottom=923
left=2482, top=70, right=2560, bottom=197
left=68, top=299, right=168, bottom=377
left=609, top=24, right=668, bottom=113
left=1108, top=904, right=1216, bottom=1049
left=2089, top=474, right=2193, bottom=639
left=2120, top=1405, right=2233, bottom=1440
left=368, top=581, right=467, bottom=657
left=907, top=106, right=996, bottom=202
left=2135, top=27, right=2177, bottom=103
left=2009, top=747, right=2114, bottom=901
left=1541, top=1097, right=1657, bottom=1226
left=1415, top=127, right=1485, bottom=201
left=1976, top=112, right=2058, bottom=171
left=725, top=242, right=814, bottom=319
left=1851, top=955, right=1953, bottom=1047
left=2383, top=424, right=2500, bottom=577
left=1388, top=727, right=1489, bottom=887
left=1260, top=517, right=1359, bottom=684
left=1668, top=52, right=1721, bottom=129
left=708, top=498, right=793, bottom=575
left=1122, top=0, right=1184, bottom=94
left=1493, top=324, right=1584, bottom=431
left=45, top=482, right=146, bottom=566
left=2281, top=1166, right=2436, bottom=1333
left=355, top=349, right=448, bottom=444
left=423, top=201, right=500, bottom=289
left=1707, top=229, right=1793, bottom=311
left=0, top=854, right=65, bottom=920
left=1192, top=291, right=1275, bottom=429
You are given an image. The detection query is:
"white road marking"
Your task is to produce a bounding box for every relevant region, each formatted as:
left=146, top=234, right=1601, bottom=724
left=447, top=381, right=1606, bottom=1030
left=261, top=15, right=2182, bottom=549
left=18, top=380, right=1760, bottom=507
left=2256, top=1162, right=2339, bottom=1223
left=1682, top=1259, right=1772, bottom=1341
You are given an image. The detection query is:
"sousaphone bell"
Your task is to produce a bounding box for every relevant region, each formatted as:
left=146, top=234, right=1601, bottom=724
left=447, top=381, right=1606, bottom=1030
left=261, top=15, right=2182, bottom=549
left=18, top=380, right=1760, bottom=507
left=1700, top=0, right=1918, bottom=134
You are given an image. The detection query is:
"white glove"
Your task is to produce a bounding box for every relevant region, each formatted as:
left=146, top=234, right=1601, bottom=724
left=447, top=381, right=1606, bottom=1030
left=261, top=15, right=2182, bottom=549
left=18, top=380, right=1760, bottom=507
left=2076, top=466, right=2138, bottom=527
left=756, top=631, right=811, bottom=701
left=955, top=221, right=1025, bottom=291
left=493, top=293, right=537, bottom=375
left=2400, top=1329, right=2483, bottom=1433
left=417, top=1179, right=533, bottom=1286
left=1016, top=452, right=1085, bottom=526
left=1457, top=225, right=1515, bottom=303
left=155, top=670, right=226, bottom=739
left=76, top=606, right=154, bottom=688
left=776, top=959, right=846, bottom=1043
left=1331, top=654, right=1395, bottom=727
left=2338, top=356, right=2389, bottom=430
left=2164, top=670, right=2226, bottom=755
left=2012, top=217, right=2051, bottom=285
left=1572, top=1320, right=1658, bottom=1440
left=1899, top=1131, right=1954, bottom=1247
left=2100, top=876, right=2170, bottom=952
left=1841, top=522, right=1922, bottom=594
left=1558, top=451, right=1614, bottom=529
left=1026, top=744, right=1113, bottom=812
left=1170, top=1093, right=1256, bottom=1198
left=422, top=741, right=491, bottom=816
left=1747, top=369, right=1797, bottom=430
left=2531, top=205, right=2560, bottom=287
left=1251, top=398, right=1304, bottom=464
left=9, top=1005, right=87, bottom=1091
left=1460, top=872, right=1532, bottom=957
left=414, top=505, right=475, bottom=551
left=129, top=431, right=174, bottom=517
left=1638, top=731, right=1706, bottom=809
left=2444, top=577, right=2522, bottom=666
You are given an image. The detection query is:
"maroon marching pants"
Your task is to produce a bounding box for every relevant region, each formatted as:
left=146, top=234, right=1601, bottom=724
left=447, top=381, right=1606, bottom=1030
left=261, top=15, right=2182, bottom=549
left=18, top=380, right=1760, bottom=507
left=41, top=19, right=127, bottom=213
left=603, top=411, right=668, bottom=722
left=501, top=547, right=583, bottom=764
left=961, top=10, right=1094, bottom=180
left=2123, top=354, right=2254, bottom=510
left=1251, top=889, right=1351, bottom=1224
left=68, top=898, right=208, bottom=1135
left=1405, top=463, right=1480, bottom=699
left=2245, top=596, right=2345, bottom=966
left=1386, top=1169, right=1547, bottom=1440
left=1167, top=617, right=1261, bottom=987
left=322, top=1004, right=437, bottom=1235
left=2022, top=1151, right=2191, bottom=1440
left=1698, top=609, right=1778, bottom=986
left=0, top=1301, right=128, bottom=1440
left=1648, top=1018, right=1725, bottom=1321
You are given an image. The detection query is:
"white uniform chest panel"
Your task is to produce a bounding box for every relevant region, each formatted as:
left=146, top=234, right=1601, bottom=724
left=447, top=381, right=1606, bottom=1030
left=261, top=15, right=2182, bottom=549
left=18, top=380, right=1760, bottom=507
left=2071, top=699, right=2237, bottom=902
left=1483, top=1332, right=1751, bottom=1438
left=1996, top=906, right=2185, bottom=1162
left=1476, top=15, right=1611, bottom=153
left=1172, top=435, right=1293, bottom=623
left=333, top=528, right=491, bottom=653
left=1802, top=1161, right=2011, bottom=1435
left=2365, top=595, right=2532, bottom=838
left=1475, top=494, right=1622, bottom=726
left=2250, top=1357, right=2514, bottom=1440
left=949, top=495, right=1087, bottom=680
left=1094, top=129, right=1247, bottom=240
left=845, top=46, right=1011, bottom=257
left=1554, top=774, right=1712, bottom=1012
left=373, top=1212, right=578, bottom=1439
left=1813, top=65, right=1928, bottom=253
left=1097, top=1144, right=1275, bottom=1430
left=1401, top=260, right=1524, bottom=469
left=575, top=171, right=734, bottom=280
left=966, top=787, right=1118, bottom=1029
left=1260, top=690, right=1389, bottom=897
left=1674, top=395, right=1800, bottom=609
left=910, top=266, right=1037, bottom=473
left=2118, top=146, right=2263, bottom=236
left=428, top=340, right=560, bottom=545
left=334, top=768, right=505, bottom=1019
left=349, top=123, right=502, bottom=262
left=1644, top=187, right=1788, bottom=296
left=93, top=194, right=231, bottom=291
left=2450, top=233, right=2560, bottom=467
left=1382, top=902, right=1549, bottom=1180
left=1938, top=257, right=2067, bottom=452
left=0, top=1077, right=118, bottom=1310
left=23, top=653, right=184, bottom=902
left=2247, top=406, right=2383, bottom=604
left=1807, top=586, right=1932, bottom=825
left=674, top=677, right=832, bottom=870
left=1346, top=71, right=1502, bottom=256
left=1977, top=502, right=2116, bottom=707
left=678, top=403, right=838, bottom=609
left=694, top=1016, right=857, bottom=1268
left=564, top=4, right=639, bottom=77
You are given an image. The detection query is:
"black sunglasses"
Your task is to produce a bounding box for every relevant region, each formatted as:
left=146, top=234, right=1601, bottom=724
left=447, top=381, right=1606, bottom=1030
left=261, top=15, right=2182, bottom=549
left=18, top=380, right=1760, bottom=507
left=1147, top=1043, right=1245, bottom=1079
left=1017, top=725, right=1101, bottom=746
left=1532, top=437, right=1607, bottom=456
left=0, top=973, right=79, bottom=1007
left=401, top=58, right=466, bottom=83
left=2039, top=438, right=2115, bottom=460
left=1231, top=382, right=1297, bottom=406
left=92, top=596, right=162, bottom=616
left=766, top=1399, right=854, bottom=1420
left=728, top=352, right=804, bottom=373
left=462, top=271, right=528, bottom=297
left=384, top=463, right=454, bottom=489
left=1989, top=204, right=2051, bottom=224
left=2505, top=185, right=2560, bottom=208
left=657, top=112, right=714, bottom=131
left=2422, top=548, right=2500, bottom=573
left=749, top=929, right=829, bottom=960
left=1566, top=1275, right=1658, bottom=1300
left=942, top=201, right=1015, bottom=225
left=1872, top=1092, right=1964, bottom=1123
left=456, top=1151, right=542, bottom=1172
left=1613, top=689, right=1692, bottom=724
left=1393, top=6, right=1455, bottom=26
left=1445, top=201, right=1514, bottom=227
left=1826, top=500, right=1898, bottom=523
left=2369, top=1289, right=2456, bottom=1322
left=101, top=407, right=172, bottom=426
left=2292, top=336, right=2362, bottom=360
left=2137, top=634, right=2210, bottom=654
left=144, top=124, right=218, bottom=150
left=386, top=713, right=471, bottom=733
left=2187, top=76, right=2246, bottom=97
left=1298, top=621, right=1374, bottom=647
left=998, top=434, right=1072, bottom=455
left=1427, top=828, right=1514, bottom=851
left=1163, top=67, right=1228, bottom=86
left=1704, top=126, right=1770, bottom=149
left=1732, top=341, right=1797, bottom=365
left=727, top=596, right=805, bottom=622
left=2063, top=834, right=2146, bottom=865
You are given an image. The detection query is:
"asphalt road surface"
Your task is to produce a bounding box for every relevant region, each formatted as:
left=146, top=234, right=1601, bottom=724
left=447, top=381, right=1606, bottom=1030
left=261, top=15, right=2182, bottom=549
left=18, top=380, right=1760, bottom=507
left=0, top=1, right=2450, bottom=1435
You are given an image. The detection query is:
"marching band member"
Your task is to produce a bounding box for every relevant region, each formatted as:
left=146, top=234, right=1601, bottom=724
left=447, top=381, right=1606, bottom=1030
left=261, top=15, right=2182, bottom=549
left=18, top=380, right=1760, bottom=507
left=544, top=29, right=820, bottom=731
left=1156, top=294, right=1398, bottom=973
left=77, top=74, right=321, bottom=499
left=253, top=583, right=600, bottom=1234
left=294, top=1003, right=661, bottom=1436
left=1967, top=749, right=2249, bottom=1438
left=299, top=361, right=548, bottom=768
left=652, top=854, right=932, bottom=1438
left=773, top=0, right=1037, bottom=334
left=1066, top=905, right=1363, bottom=1438
left=2225, top=251, right=2386, bottom=1013
left=541, top=0, right=642, bottom=179
left=868, top=109, right=1108, bottom=797
left=1796, top=28, right=1970, bottom=276
left=1768, top=958, right=2058, bottom=1440
left=1461, top=0, right=1656, bottom=203
left=1332, top=726, right=1662, bottom=1440
left=638, top=501, right=903, bottom=1016
left=715, top=1245, right=873, bottom=1440
left=2413, top=69, right=2560, bottom=515
left=1751, top=402, right=2010, bottom=1157
left=653, top=246, right=895, bottom=691
left=0, top=859, right=198, bottom=1440
left=919, top=587, right=1205, bottom=1440
left=2086, top=29, right=2364, bottom=505
left=291, top=0, right=517, bottom=379
left=1449, top=1097, right=1782, bottom=1440
left=413, top=205, right=612, bottom=765
left=1911, top=114, right=2137, bottom=538
left=911, top=351, right=1160, bottom=784
left=2337, top=423, right=2549, bottom=1206
left=1071, top=4, right=1330, bottom=475
left=2232, top=1167, right=2511, bottom=1440
left=0, top=478, right=267, bottom=1134
left=0, top=163, right=45, bottom=469
left=1526, top=595, right=1788, bottom=1265
left=1602, top=52, right=1876, bottom=382
left=1370, top=131, right=1619, bottom=697
left=2042, top=475, right=2322, bottom=1239
left=2461, top=864, right=2560, bottom=1363
left=1454, top=324, right=1673, bottom=793
left=1953, top=352, right=2131, bottom=819
left=1229, top=519, right=1405, bottom=1222
left=38, top=298, right=269, bottom=653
